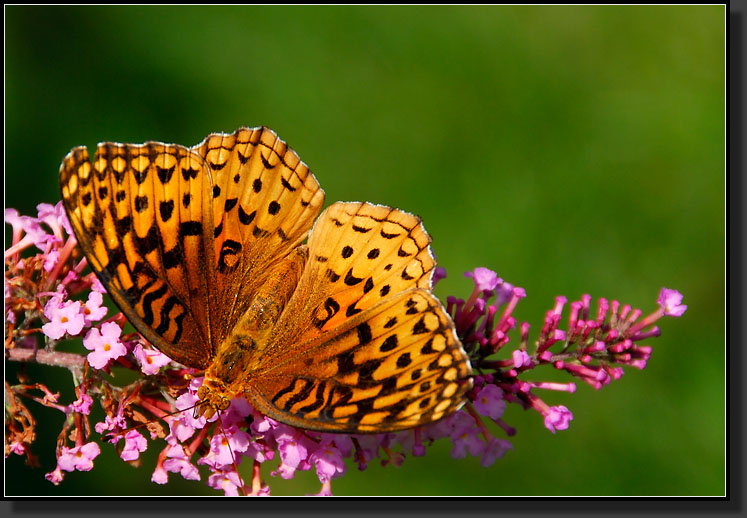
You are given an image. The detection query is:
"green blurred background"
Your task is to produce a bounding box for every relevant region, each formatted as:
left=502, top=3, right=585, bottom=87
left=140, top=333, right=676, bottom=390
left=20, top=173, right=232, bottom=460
left=5, top=5, right=724, bottom=496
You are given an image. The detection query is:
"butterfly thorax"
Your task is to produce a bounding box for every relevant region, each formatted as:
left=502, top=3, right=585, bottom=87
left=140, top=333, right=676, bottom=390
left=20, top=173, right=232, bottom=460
left=196, top=246, right=308, bottom=418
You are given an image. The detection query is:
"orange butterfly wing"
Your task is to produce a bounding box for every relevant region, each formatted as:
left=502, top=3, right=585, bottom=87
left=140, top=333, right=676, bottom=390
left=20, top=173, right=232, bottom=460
left=245, top=202, right=473, bottom=432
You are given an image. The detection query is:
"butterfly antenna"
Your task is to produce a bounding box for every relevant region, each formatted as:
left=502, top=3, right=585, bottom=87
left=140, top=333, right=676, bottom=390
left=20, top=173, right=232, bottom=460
left=102, top=400, right=204, bottom=443
left=216, top=411, right=247, bottom=496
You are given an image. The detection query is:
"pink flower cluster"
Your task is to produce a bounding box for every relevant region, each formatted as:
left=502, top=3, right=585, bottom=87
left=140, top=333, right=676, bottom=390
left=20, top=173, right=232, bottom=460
left=5, top=204, right=686, bottom=495
left=446, top=267, right=687, bottom=434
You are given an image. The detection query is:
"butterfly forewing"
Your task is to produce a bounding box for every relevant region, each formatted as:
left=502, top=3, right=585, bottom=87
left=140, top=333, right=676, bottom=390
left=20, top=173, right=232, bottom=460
left=59, top=142, right=216, bottom=368
left=191, top=127, right=325, bottom=346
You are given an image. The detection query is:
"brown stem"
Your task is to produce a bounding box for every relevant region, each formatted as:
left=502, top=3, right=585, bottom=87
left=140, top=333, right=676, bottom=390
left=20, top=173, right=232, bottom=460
left=6, top=347, right=86, bottom=374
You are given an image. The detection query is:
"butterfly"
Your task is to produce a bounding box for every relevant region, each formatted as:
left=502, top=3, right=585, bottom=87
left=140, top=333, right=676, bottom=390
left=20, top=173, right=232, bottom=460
left=58, top=126, right=473, bottom=433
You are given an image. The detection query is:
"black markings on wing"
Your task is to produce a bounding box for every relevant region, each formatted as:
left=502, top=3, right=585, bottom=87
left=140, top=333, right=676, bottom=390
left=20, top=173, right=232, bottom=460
left=279, top=201, right=437, bottom=335
left=190, top=126, right=325, bottom=346
left=252, top=289, right=473, bottom=433
left=58, top=141, right=216, bottom=369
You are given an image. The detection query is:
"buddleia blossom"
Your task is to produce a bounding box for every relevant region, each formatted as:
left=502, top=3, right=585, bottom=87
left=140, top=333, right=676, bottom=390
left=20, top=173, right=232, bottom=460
left=5, top=204, right=686, bottom=496
left=82, top=322, right=128, bottom=370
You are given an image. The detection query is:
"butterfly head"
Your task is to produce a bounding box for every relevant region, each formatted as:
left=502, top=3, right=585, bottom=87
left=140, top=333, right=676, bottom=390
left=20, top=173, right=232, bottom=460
left=196, top=379, right=231, bottom=419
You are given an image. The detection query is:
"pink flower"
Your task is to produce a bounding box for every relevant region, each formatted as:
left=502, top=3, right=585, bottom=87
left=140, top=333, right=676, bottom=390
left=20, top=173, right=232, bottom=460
left=94, top=413, right=127, bottom=436
left=41, top=298, right=85, bottom=340
left=512, top=349, right=533, bottom=369
left=450, top=427, right=485, bottom=459
left=45, top=465, right=65, bottom=485
left=58, top=442, right=101, bottom=472
left=465, top=267, right=501, bottom=293
left=36, top=202, right=68, bottom=242
left=273, top=427, right=310, bottom=479
left=202, top=427, right=251, bottom=468
left=90, top=276, right=107, bottom=294
left=42, top=249, right=60, bottom=272
left=133, top=343, right=172, bottom=375
left=207, top=470, right=244, bottom=496
left=151, top=464, right=168, bottom=484
left=657, top=288, right=687, bottom=317
left=82, top=322, right=127, bottom=369
left=120, top=430, right=148, bottom=461
left=480, top=436, right=512, bottom=467
left=432, top=266, right=447, bottom=286
left=472, top=384, right=506, bottom=420
left=309, top=443, right=346, bottom=482
left=81, top=291, right=108, bottom=326
left=544, top=405, right=573, bottom=433
left=8, top=441, right=25, bottom=455
left=70, top=393, right=93, bottom=415
left=163, top=445, right=200, bottom=481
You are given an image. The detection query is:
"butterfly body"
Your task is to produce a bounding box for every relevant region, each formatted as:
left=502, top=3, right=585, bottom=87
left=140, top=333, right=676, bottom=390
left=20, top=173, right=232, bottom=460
left=198, top=245, right=308, bottom=418
left=59, top=126, right=473, bottom=433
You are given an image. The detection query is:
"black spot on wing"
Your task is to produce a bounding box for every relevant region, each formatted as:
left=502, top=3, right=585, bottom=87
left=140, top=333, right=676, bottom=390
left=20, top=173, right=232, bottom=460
left=224, top=198, right=238, bottom=212
left=412, top=316, right=428, bottom=334
left=181, top=166, right=199, bottom=181
left=180, top=221, right=203, bottom=238
left=396, top=352, right=412, bottom=368
left=159, top=200, right=174, bottom=222
left=157, top=165, right=175, bottom=184
left=163, top=245, right=184, bottom=270
left=344, top=269, right=363, bottom=286
left=134, top=195, right=148, bottom=213
left=134, top=169, right=148, bottom=185
left=357, top=323, right=372, bottom=345
left=239, top=207, right=256, bottom=225
left=280, top=177, right=296, bottom=192
left=380, top=335, right=398, bottom=352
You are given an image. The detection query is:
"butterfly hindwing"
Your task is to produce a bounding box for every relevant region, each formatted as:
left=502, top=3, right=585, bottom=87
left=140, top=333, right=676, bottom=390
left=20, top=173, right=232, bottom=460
left=59, top=142, right=216, bottom=368
left=265, top=201, right=436, bottom=350
left=248, top=289, right=473, bottom=433
left=244, top=202, right=472, bottom=432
